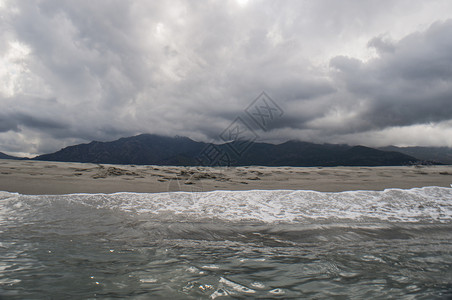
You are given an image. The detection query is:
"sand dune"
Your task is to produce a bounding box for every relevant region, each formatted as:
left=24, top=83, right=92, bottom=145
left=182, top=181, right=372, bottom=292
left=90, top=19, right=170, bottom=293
left=0, top=159, right=451, bottom=195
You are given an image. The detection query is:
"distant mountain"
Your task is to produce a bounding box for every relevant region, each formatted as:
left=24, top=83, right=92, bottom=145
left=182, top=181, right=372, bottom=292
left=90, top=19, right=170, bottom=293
left=33, top=134, right=423, bottom=167
left=233, top=142, right=420, bottom=167
left=380, top=146, right=452, bottom=165
left=0, top=152, right=21, bottom=160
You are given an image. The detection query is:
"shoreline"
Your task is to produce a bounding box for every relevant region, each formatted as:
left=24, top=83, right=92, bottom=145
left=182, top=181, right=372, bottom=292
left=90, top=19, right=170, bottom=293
left=1, top=159, right=451, bottom=195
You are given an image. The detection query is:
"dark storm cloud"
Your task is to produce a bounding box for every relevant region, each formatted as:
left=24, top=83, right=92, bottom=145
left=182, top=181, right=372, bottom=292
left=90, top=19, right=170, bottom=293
left=329, top=20, right=452, bottom=132
left=1, top=0, right=452, bottom=155
left=0, top=95, right=70, bottom=134
left=15, top=112, right=67, bottom=130
left=0, top=114, right=19, bottom=133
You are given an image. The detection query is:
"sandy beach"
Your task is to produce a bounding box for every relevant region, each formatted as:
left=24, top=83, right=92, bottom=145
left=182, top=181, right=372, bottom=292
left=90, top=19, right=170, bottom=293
left=0, top=158, right=451, bottom=195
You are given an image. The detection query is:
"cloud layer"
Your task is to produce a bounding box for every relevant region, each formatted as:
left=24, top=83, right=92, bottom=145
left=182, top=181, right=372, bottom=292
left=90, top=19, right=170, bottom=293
left=1, top=0, right=452, bottom=156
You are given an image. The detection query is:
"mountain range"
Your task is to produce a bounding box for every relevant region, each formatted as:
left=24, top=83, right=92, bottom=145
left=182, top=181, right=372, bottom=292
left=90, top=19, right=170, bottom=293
left=31, top=134, right=425, bottom=167
left=2, top=134, right=450, bottom=166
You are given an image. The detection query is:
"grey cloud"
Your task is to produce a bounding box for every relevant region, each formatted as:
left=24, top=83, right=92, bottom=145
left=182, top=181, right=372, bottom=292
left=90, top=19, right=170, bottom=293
left=367, top=36, right=395, bottom=54
left=0, top=96, right=68, bottom=133
left=0, top=115, right=19, bottom=133
left=15, top=113, right=67, bottom=130
left=329, top=19, right=452, bottom=131
left=1, top=0, right=452, bottom=155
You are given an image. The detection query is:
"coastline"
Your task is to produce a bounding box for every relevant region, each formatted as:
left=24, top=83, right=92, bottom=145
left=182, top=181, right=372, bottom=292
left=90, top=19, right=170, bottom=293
left=0, top=159, right=451, bottom=195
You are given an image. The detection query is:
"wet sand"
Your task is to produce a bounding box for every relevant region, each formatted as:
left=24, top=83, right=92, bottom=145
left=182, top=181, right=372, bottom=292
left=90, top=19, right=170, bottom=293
left=0, top=159, right=451, bottom=195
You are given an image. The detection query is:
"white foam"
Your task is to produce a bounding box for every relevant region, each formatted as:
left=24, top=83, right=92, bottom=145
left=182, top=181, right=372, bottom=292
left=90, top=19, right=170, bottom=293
left=219, top=277, right=256, bottom=294
left=1, top=186, right=452, bottom=223
left=250, top=282, right=265, bottom=289
left=201, top=264, right=220, bottom=270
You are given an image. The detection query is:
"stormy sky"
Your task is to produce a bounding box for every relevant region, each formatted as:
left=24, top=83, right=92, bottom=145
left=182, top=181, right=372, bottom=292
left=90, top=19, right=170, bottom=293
left=1, top=0, right=452, bottom=156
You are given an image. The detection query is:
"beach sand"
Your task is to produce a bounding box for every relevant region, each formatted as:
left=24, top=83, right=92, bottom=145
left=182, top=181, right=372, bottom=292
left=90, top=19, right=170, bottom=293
left=0, top=159, right=451, bottom=195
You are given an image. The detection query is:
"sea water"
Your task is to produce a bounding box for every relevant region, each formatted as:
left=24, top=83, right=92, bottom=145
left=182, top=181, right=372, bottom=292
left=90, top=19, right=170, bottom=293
left=0, top=187, right=451, bottom=299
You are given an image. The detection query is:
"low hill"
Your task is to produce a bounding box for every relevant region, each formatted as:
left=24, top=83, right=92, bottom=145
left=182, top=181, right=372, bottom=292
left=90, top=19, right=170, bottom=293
left=380, top=146, right=452, bottom=165
left=0, top=152, right=21, bottom=160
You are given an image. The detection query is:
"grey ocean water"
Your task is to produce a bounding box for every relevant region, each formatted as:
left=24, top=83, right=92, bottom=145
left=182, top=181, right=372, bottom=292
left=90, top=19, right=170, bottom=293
left=1, top=187, right=452, bottom=299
